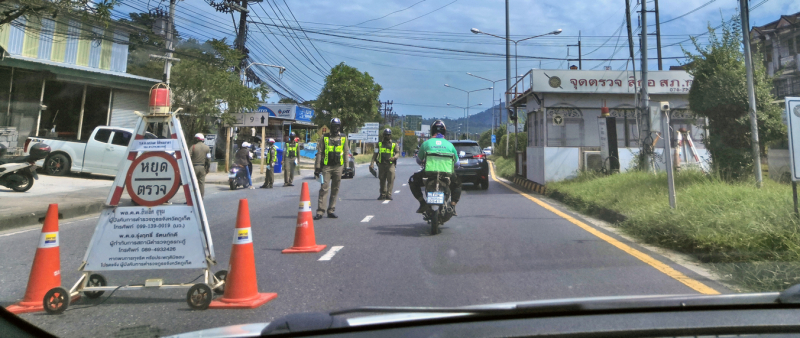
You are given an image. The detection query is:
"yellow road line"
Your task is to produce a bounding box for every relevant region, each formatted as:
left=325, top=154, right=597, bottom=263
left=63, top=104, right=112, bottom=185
left=488, top=162, right=720, bottom=295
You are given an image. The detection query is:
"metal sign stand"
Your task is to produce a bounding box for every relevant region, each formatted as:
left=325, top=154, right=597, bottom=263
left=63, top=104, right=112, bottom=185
left=675, top=129, right=708, bottom=173
left=44, top=109, right=223, bottom=314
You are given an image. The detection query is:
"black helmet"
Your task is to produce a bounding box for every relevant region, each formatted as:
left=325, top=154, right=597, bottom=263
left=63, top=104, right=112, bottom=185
left=431, top=120, right=446, bottom=136
left=289, top=131, right=297, bottom=139
left=330, top=117, right=342, bottom=134
left=383, top=128, right=392, bottom=136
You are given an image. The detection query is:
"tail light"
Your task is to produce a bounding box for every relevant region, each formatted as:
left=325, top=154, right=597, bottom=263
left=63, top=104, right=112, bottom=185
left=473, top=154, right=484, bottom=159
left=23, top=139, right=31, bottom=153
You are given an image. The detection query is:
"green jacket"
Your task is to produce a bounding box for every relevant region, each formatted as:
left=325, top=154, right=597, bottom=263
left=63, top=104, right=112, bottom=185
left=418, top=137, right=459, bottom=173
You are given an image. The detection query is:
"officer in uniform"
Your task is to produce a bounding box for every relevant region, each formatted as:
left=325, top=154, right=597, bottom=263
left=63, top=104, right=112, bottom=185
left=190, top=133, right=211, bottom=198
left=283, top=132, right=303, bottom=186
left=370, top=128, right=399, bottom=200
left=235, top=141, right=254, bottom=189
left=260, top=138, right=277, bottom=189
left=314, top=118, right=349, bottom=220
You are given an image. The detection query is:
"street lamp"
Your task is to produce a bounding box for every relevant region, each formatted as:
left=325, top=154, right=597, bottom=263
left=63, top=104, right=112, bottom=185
left=471, top=27, right=561, bottom=154
left=467, top=73, right=505, bottom=148
left=242, top=62, right=286, bottom=85
left=447, top=103, right=482, bottom=139
left=444, top=84, right=491, bottom=136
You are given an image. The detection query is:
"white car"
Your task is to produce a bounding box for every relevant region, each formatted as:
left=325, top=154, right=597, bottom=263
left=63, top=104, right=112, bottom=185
left=483, top=147, right=492, bottom=156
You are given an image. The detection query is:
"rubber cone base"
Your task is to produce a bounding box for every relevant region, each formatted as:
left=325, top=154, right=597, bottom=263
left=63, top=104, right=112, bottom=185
left=6, top=294, right=81, bottom=314
left=282, top=244, right=326, bottom=254
left=208, top=292, right=277, bottom=309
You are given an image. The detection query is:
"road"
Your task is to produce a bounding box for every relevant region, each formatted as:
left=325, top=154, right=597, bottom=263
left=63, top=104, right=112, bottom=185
left=0, top=158, right=726, bottom=337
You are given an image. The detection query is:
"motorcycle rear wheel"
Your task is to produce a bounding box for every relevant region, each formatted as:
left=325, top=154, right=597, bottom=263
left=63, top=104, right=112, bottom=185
left=430, top=208, right=440, bottom=235
left=10, top=171, right=34, bottom=192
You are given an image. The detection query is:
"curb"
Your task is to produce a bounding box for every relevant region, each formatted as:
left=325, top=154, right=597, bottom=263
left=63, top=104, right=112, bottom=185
left=0, top=201, right=106, bottom=232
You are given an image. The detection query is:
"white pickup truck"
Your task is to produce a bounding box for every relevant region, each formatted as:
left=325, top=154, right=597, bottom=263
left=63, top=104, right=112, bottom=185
left=24, top=126, right=157, bottom=176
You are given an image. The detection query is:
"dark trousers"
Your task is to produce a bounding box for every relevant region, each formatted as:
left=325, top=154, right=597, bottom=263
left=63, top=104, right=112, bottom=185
left=408, top=171, right=461, bottom=203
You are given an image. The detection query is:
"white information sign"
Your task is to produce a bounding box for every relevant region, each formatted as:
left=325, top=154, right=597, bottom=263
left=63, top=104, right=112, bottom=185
left=84, top=206, right=207, bottom=271
left=362, top=122, right=380, bottom=129
left=131, top=139, right=180, bottom=151
left=231, top=113, right=269, bottom=127
left=785, top=97, right=800, bottom=181
left=597, top=117, right=610, bottom=171
left=360, top=129, right=379, bottom=136
left=366, top=136, right=379, bottom=143
left=348, top=133, right=367, bottom=140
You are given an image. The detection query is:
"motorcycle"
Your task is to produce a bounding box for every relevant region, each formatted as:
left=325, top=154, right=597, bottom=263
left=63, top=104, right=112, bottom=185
left=228, top=164, right=251, bottom=190
left=0, top=143, right=51, bottom=192
left=422, top=172, right=455, bottom=235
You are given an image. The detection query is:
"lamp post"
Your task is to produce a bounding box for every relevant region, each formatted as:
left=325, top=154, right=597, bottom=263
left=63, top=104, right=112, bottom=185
left=447, top=103, right=482, bottom=140
left=471, top=28, right=561, bottom=154
left=444, top=84, right=491, bottom=136
left=467, top=73, right=505, bottom=149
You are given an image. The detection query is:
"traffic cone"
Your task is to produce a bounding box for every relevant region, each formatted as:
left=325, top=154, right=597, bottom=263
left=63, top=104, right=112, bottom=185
left=209, top=199, right=277, bottom=309
left=7, top=204, right=66, bottom=314
left=282, top=182, right=326, bottom=254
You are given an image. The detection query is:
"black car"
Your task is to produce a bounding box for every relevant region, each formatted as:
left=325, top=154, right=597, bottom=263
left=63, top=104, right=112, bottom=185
left=342, top=150, right=357, bottom=179
left=451, top=140, right=489, bottom=190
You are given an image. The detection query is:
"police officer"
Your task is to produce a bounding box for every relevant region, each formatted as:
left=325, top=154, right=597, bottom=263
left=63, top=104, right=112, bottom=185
left=235, top=141, right=254, bottom=189
left=190, top=133, right=211, bottom=198
left=283, top=132, right=303, bottom=186
left=260, top=138, right=277, bottom=189
left=370, top=128, right=399, bottom=200
left=314, top=118, right=348, bottom=220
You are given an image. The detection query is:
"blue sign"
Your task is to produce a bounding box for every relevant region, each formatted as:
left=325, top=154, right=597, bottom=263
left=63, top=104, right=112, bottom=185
left=491, top=134, right=496, bottom=143
left=296, top=106, right=314, bottom=123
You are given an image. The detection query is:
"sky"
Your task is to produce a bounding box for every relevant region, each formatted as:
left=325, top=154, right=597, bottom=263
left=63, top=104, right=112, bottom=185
left=113, top=0, right=800, bottom=119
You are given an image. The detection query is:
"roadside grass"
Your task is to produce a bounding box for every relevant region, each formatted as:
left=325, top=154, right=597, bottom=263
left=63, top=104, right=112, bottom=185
left=355, top=154, right=373, bottom=164
left=547, top=170, right=800, bottom=292
left=490, top=155, right=516, bottom=179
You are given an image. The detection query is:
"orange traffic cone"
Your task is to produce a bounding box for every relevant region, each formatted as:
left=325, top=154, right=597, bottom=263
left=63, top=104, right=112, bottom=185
left=209, top=199, right=277, bottom=309
left=282, top=182, right=326, bottom=254
left=7, top=204, right=65, bottom=314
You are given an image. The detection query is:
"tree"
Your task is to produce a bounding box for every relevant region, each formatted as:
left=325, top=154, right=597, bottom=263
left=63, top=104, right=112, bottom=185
left=0, top=0, right=116, bottom=26
left=684, top=20, right=784, bottom=180
left=402, top=134, right=418, bottom=154
left=314, top=63, right=383, bottom=133
left=278, top=97, right=298, bottom=104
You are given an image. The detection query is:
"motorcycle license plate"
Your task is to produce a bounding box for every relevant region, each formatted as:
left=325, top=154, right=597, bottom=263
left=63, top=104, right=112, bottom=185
left=426, top=192, right=444, bottom=205
left=228, top=173, right=236, bottom=178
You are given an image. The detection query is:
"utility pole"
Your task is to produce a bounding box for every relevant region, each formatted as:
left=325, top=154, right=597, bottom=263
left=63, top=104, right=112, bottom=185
left=654, top=0, right=663, bottom=70
left=567, top=32, right=582, bottom=69
left=641, top=0, right=652, bottom=172
left=740, top=0, right=763, bottom=187
left=149, top=0, right=180, bottom=84
left=505, top=0, right=511, bottom=158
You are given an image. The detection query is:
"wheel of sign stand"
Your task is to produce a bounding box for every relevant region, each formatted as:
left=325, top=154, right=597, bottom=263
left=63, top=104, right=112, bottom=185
left=213, top=270, right=227, bottom=295
left=186, top=283, right=212, bottom=310
left=83, top=274, right=107, bottom=299
left=43, top=287, right=70, bottom=314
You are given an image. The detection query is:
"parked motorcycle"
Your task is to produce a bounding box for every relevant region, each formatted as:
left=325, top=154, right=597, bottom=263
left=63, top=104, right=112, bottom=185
left=228, top=164, right=250, bottom=190
left=0, top=143, right=51, bottom=192
left=422, top=172, right=455, bottom=235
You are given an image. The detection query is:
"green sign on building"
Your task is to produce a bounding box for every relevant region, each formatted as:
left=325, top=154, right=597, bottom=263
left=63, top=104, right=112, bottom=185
left=405, top=115, right=423, bottom=131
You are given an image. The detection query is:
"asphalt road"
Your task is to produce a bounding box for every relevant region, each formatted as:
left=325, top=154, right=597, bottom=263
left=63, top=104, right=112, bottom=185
left=0, top=158, right=727, bottom=337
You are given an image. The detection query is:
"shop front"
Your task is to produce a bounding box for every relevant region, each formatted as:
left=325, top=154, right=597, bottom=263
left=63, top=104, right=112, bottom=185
left=513, top=69, right=708, bottom=184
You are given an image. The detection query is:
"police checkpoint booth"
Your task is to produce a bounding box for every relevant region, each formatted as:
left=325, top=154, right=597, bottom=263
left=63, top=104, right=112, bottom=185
left=510, top=69, right=709, bottom=186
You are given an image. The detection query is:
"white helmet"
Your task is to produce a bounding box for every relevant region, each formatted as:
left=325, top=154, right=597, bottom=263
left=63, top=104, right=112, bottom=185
left=194, top=133, right=205, bottom=141
left=242, top=142, right=251, bottom=148
left=268, top=138, right=275, bottom=144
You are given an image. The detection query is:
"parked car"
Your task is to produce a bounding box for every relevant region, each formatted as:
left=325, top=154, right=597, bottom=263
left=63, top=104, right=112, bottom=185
left=483, top=147, right=492, bottom=156
left=451, top=140, right=489, bottom=190
left=24, top=126, right=157, bottom=176
left=342, top=150, right=357, bottom=179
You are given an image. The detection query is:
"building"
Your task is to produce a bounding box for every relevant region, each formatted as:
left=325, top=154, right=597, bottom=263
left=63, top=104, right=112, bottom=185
left=511, top=69, right=708, bottom=184
left=0, top=15, right=160, bottom=153
left=750, top=11, right=800, bottom=99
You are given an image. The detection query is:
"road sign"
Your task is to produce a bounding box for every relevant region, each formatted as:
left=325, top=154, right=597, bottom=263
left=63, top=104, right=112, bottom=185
left=360, top=129, right=379, bottom=136
left=491, top=134, right=496, bottom=143
left=231, top=113, right=268, bottom=127
left=405, top=130, right=416, bottom=136
left=366, top=136, right=379, bottom=143
left=786, top=97, right=800, bottom=180
left=348, top=133, right=367, bottom=140
left=363, top=122, right=380, bottom=129
left=125, top=151, right=181, bottom=207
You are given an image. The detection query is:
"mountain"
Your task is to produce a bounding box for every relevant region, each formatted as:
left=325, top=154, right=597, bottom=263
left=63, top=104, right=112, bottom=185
left=421, top=102, right=506, bottom=136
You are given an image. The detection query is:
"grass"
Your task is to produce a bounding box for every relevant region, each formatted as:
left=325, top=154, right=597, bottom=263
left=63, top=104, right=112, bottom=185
left=354, top=154, right=373, bottom=164
left=547, top=170, right=800, bottom=292
left=490, top=155, right=516, bottom=179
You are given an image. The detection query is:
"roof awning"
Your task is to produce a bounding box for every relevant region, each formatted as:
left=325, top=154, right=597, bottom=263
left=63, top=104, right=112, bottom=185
left=0, top=54, right=159, bottom=91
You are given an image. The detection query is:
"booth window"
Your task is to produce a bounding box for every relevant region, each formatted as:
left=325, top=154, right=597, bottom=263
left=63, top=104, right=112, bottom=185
left=669, top=109, right=705, bottom=149
left=547, top=108, right=584, bottom=147
left=609, top=109, right=640, bottom=148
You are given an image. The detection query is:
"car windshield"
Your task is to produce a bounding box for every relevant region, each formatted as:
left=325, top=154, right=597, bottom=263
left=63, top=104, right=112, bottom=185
left=3, top=1, right=799, bottom=337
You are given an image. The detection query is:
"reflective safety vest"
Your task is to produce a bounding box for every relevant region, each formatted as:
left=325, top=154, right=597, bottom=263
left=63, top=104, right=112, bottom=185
left=323, top=136, right=346, bottom=166
left=287, top=143, right=298, bottom=157
left=378, top=142, right=395, bottom=164
left=266, top=146, right=277, bottom=164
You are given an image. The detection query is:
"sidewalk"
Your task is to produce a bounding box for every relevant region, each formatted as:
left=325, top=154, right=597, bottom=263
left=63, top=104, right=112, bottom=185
left=0, top=160, right=318, bottom=232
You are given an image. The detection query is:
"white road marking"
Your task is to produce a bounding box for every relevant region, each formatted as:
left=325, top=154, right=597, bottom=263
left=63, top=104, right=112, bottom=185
left=0, top=228, right=37, bottom=238
left=382, top=200, right=390, bottom=204
left=402, top=184, right=407, bottom=186
left=394, top=190, right=400, bottom=194
left=318, top=246, right=344, bottom=261
left=361, top=215, right=374, bottom=222
left=0, top=215, right=100, bottom=238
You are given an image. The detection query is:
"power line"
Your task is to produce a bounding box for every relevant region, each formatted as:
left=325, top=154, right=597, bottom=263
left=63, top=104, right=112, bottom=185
left=259, top=1, right=328, bottom=75
left=279, top=0, right=332, bottom=69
